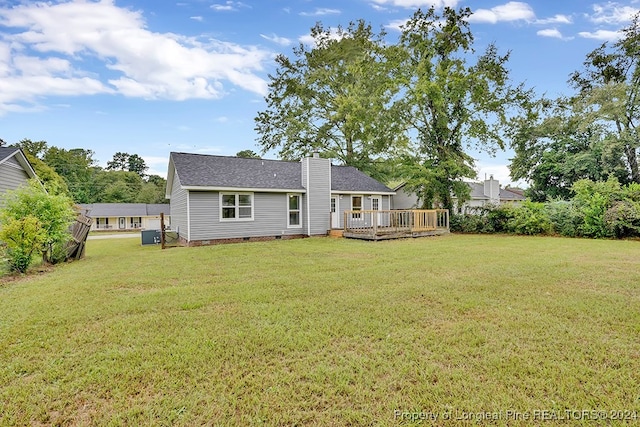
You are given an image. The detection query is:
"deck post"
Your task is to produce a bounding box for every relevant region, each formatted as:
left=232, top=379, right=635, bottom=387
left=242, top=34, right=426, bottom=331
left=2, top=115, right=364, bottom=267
left=373, top=210, right=377, bottom=235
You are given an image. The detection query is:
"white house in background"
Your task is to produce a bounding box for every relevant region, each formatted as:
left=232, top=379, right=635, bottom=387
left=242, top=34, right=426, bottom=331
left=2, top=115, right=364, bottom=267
left=0, top=147, right=38, bottom=198
left=78, top=203, right=171, bottom=231
left=393, top=176, right=525, bottom=212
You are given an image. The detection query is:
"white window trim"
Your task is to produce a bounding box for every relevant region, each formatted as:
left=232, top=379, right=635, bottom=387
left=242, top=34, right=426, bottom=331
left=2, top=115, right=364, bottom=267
left=287, top=193, right=303, bottom=228
left=219, top=192, right=254, bottom=222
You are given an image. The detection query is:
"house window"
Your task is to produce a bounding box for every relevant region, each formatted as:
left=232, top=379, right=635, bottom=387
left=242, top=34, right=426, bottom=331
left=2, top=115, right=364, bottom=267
left=220, top=193, right=254, bottom=221
left=96, top=218, right=110, bottom=229
left=288, top=194, right=302, bottom=228
left=352, top=195, right=362, bottom=219
left=130, top=217, right=142, bottom=228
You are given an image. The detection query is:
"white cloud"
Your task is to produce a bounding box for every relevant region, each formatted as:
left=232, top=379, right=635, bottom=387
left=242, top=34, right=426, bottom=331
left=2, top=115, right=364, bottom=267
left=370, top=0, right=459, bottom=8
left=386, top=18, right=409, bottom=32
left=0, top=0, right=270, bottom=113
left=260, top=33, right=292, bottom=46
left=588, top=2, right=639, bottom=24
left=537, top=28, right=570, bottom=40
left=190, top=16, right=203, bottom=22
left=210, top=1, right=250, bottom=12
left=299, top=8, right=341, bottom=17
left=468, top=1, right=535, bottom=24
left=536, top=14, right=573, bottom=25
left=578, top=29, right=623, bottom=41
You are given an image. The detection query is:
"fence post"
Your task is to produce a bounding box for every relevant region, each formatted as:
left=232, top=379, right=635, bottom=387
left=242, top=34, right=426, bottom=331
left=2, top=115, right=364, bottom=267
left=160, top=213, right=166, bottom=250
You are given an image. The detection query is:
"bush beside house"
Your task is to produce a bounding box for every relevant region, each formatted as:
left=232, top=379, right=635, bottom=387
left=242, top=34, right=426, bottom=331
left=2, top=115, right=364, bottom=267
left=451, top=178, right=640, bottom=239
left=0, top=180, right=76, bottom=273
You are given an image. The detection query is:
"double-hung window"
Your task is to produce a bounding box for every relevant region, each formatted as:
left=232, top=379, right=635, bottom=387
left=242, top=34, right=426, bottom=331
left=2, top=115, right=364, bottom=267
left=220, top=193, right=253, bottom=221
left=288, top=194, right=302, bottom=228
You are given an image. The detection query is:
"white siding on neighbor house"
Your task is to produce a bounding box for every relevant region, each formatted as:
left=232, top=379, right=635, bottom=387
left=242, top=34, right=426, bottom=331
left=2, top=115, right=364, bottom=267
left=143, top=215, right=170, bottom=230
left=0, top=157, right=30, bottom=195
left=303, top=157, right=331, bottom=235
left=89, top=215, right=170, bottom=231
left=169, top=171, right=189, bottom=240
left=188, top=191, right=307, bottom=241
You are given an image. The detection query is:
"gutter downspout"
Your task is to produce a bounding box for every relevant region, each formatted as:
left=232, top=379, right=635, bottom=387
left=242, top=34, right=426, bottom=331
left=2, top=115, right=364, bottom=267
left=306, top=158, right=311, bottom=236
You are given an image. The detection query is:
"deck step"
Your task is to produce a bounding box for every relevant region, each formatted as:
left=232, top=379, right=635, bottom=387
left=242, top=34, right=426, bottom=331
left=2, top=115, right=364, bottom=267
left=328, top=229, right=344, bottom=238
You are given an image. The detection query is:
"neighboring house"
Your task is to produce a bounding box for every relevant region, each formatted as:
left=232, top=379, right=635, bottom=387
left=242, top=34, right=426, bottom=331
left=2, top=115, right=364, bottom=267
left=166, top=152, right=395, bottom=246
left=393, top=176, right=526, bottom=212
left=78, top=203, right=171, bottom=231
left=0, top=147, right=38, bottom=198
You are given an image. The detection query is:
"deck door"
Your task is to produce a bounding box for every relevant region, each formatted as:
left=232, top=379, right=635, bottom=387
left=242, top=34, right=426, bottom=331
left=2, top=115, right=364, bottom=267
left=331, top=196, right=340, bottom=228
left=371, top=196, right=383, bottom=226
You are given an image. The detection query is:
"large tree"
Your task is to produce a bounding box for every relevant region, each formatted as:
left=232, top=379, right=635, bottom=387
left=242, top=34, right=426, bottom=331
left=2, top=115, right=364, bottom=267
left=106, top=152, right=148, bottom=177
left=568, top=13, right=640, bottom=183
left=255, top=20, right=406, bottom=179
left=15, top=139, right=69, bottom=195
left=509, top=99, right=630, bottom=201
left=43, top=147, right=100, bottom=203
left=396, top=7, right=531, bottom=210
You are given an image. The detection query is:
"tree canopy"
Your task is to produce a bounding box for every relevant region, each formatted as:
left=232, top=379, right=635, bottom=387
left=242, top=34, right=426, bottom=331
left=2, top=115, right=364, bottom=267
left=255, top=20, right=406, bottom=179
left=396, top=7, right=530, bottom=210
left=256, top=7, right=532, bottom=207
left=13, top=140, right=167, bottom=204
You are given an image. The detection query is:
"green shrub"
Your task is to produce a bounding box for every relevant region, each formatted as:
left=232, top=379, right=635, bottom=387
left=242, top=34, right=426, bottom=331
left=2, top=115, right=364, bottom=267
left=0, top=216, right=46, bottom=273
left=577, top=192, right=612, bottom=238
left=486, top=204, right=515, bottom=233
left=507, top=201, right=552, bottom=235
left=0, top=180, right=75, bottom=265
left=450, top=212, right=493, bottom=233
left=545, top=200, right=582, bottom=237
left=603, top=200, right=640, bottom=238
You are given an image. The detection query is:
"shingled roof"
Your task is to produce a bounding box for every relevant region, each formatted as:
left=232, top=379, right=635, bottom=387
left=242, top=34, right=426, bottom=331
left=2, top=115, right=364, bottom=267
left=170, top=152, right=304, bottom=190
left=168, top=152, right=394, bottom=194
left=78, top=203, right=170, bottom=217
left=331, top=165, right=394, bottom=193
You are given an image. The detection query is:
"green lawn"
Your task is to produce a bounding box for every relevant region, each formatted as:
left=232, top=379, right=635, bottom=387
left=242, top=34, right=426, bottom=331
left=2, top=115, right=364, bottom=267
left=1, top=235, right=639, bottom=426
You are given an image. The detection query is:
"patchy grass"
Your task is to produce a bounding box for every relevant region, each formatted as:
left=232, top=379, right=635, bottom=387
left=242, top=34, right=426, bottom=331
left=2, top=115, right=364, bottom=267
left=1, top=235, right=639, bottom=426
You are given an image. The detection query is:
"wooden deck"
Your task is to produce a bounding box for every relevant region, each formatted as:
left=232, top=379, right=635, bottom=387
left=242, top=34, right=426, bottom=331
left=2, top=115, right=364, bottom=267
left=342, top=209, right=449, bottom=240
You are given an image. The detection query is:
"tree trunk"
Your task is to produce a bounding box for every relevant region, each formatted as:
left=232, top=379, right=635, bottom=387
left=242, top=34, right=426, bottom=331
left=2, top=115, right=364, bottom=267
left=624, top=144, right=640, bottom=183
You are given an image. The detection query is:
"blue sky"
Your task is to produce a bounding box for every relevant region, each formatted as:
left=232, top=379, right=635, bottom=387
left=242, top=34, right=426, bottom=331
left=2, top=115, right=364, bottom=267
left=0, top=0, right=639, bottom=184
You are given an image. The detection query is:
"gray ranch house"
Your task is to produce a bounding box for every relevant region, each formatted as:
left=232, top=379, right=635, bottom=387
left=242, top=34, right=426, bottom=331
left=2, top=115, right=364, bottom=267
left=0, top=147, right=38, bottom=198
left=166, top=152, right=395, bottom=245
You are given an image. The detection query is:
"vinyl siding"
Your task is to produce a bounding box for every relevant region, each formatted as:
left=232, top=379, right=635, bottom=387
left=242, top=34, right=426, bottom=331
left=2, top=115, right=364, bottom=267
left=303, top=157, right=331, bottom=235
left=332, top=193, right=392, bottom=228
left=188, top=191, right=305, bottom=241
left=391, top=186, right=419, bottom=209
left=0, top=157, right=30, bottom=195
left=169, top=170, right=189, bottom=240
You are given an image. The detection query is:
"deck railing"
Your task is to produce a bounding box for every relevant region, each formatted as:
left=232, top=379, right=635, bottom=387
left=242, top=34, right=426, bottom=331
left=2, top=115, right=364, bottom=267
left=343, top=209, right=449, bottom=236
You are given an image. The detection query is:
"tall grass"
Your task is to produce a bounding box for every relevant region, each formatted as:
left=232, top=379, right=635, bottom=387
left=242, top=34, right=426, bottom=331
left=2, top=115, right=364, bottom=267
left=1, top=235, right=639, bottom=425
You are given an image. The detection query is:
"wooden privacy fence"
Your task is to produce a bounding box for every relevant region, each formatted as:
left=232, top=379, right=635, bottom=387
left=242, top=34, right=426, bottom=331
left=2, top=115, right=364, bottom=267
left=66, top=213, right=93, bottom=260
left=343, top=209, right=449, bottom=240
